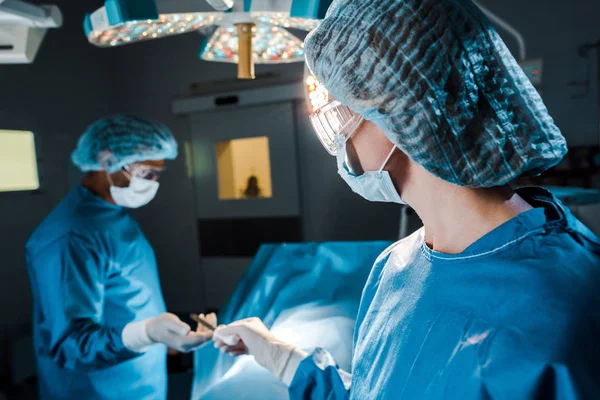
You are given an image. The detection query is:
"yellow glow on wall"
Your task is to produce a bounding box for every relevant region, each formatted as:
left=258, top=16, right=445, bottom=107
left=215, top=136, right=272, bottom=200
left=0, top=130, right=39, bottom=192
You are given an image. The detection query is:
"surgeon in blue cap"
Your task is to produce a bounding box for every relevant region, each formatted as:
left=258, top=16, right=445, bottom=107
left=25, top=115, right=215, bottom=400
left=213, top=0, right=600, bottom=398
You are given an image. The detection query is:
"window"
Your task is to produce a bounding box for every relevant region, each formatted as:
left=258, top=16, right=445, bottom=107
left=0, top=130, right=40, bottom=192
left=215, top=136, right=273, bottom=200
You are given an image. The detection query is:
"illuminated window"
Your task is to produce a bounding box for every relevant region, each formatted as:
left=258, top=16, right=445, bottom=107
left=215, top=136, right=272, bottom=200
left=0, top=130, right=40, bottom=192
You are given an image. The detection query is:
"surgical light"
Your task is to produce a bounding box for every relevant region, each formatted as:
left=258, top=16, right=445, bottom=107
left=84, top=0, right=332, bottom=79
left=88, top=13, right=222, bottom=48
left=200, top=24, right=304, bottom=64
left=304, top=66, right=329, bottom=113
left=205, top=0, right=234, bottom=12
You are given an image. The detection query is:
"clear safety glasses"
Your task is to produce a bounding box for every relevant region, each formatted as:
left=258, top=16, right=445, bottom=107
left=309, top=100, right=364, bottom=156
left=122, top=164, right=165, bottom=181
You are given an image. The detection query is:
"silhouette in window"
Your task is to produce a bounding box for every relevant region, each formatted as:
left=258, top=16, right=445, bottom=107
left=242, top=175, right=262, bottom=198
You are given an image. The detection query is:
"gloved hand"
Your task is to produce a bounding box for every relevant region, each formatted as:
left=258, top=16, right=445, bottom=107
left=122, top=312, right=215, bottom=353
left=194, top=313, right=218, bottom=338
left=213, top=317, right=308, bottom=385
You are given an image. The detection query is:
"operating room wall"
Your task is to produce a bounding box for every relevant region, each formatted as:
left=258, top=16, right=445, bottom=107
left=0, top=0, right=124, bottom=384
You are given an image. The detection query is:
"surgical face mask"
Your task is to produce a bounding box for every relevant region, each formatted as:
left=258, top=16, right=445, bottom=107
left=336, top=139, right=406, bottom=204
left=109, top=176, right=160, bottom=208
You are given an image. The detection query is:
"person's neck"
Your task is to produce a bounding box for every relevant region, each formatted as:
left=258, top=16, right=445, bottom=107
left=403, top=169, right=533, bottom=254
left=82, top=172, right=115, bottom=205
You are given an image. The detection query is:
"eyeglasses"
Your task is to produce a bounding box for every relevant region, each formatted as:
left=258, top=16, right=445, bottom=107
left=122, top=164, right=165, bottom=181
left=308, top=100, right=364, bottom=155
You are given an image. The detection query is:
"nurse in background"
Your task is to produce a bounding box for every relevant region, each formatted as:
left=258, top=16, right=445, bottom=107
left=213, top=0, right=600, bottom=398
left=25, top=115, right=215, bottom=400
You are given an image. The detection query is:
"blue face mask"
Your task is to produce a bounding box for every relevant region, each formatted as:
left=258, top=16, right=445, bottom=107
left=336, top=141, right=406, bottom=204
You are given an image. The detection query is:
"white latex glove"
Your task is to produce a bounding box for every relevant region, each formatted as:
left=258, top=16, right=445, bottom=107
left=214, top=317, right=308, bottom=386
left=122, top=312, right=214, bottom=353
left=213, top=329, right=240, bottom=347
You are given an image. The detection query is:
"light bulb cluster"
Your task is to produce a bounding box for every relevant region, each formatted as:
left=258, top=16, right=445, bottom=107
left=201, top=24, right=304, bottom=64
left=306, top=74, right=330, bottom=113
left=88, top=11, right=320, bottom=49
left=88, top=13, right=222, bottom=47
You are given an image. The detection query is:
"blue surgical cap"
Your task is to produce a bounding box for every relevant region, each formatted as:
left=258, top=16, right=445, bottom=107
left=72, top=114, right=178, bottom=173
left=304, top=0, right=567, bottom=187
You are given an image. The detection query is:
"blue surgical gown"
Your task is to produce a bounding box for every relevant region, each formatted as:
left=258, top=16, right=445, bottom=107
left=25, top=185, right=167, bottom=400
left=289, top=187, right=600, bottom=399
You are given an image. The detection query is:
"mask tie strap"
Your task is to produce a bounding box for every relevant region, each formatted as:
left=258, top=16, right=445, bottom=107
left=378, top=146, right=397, bottom=173
left=106, top=171, right=115, bottom=187
left=103, top=161, right=117, bottom=187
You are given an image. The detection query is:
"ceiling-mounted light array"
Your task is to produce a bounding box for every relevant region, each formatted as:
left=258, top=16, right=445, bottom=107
left=88, top=13, right=222, bottom=47
left=201, top=24, right=304, bottom=64
left=84, top=0, right=334, bottom=79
